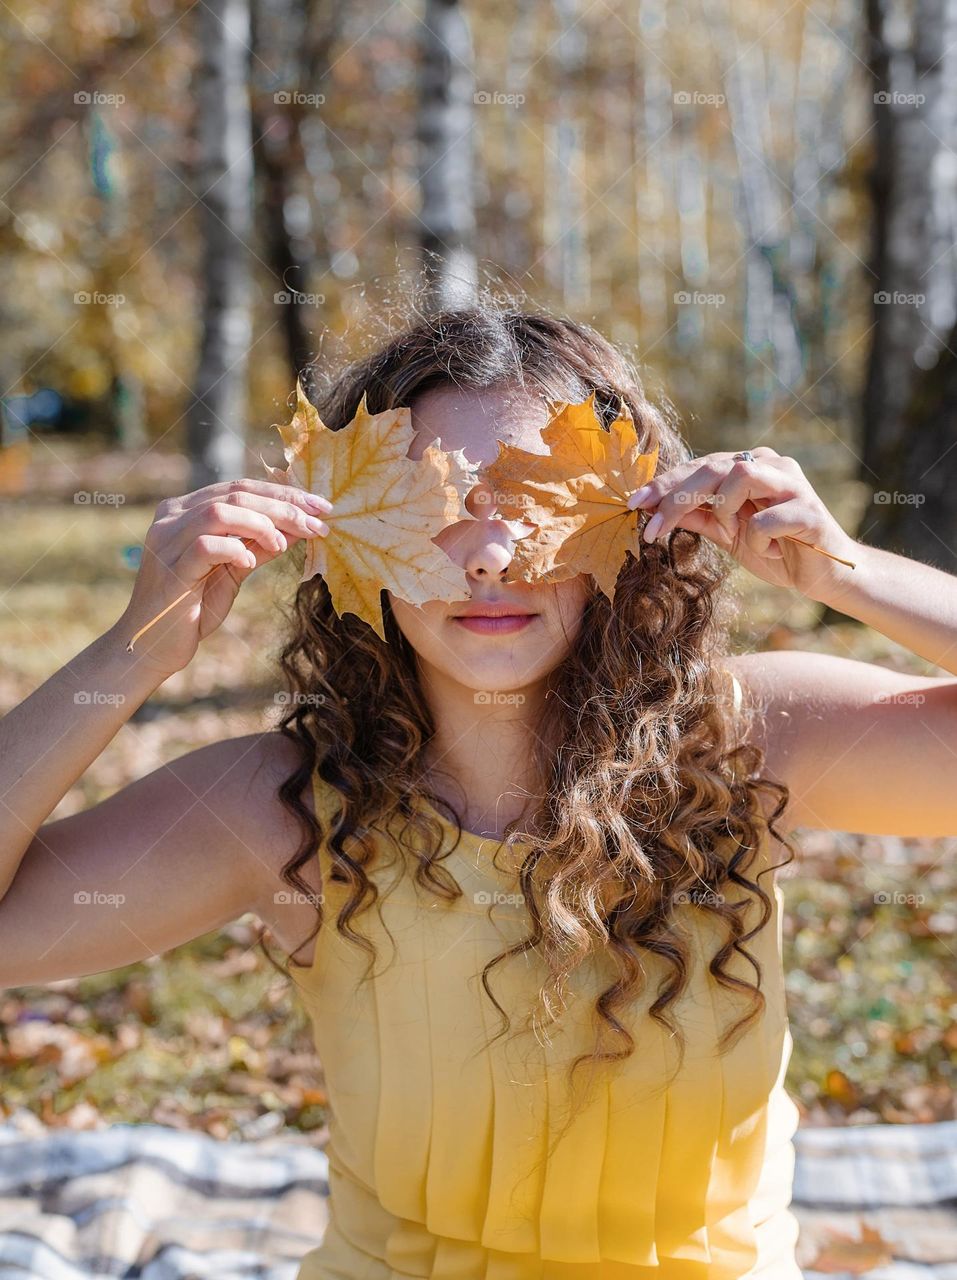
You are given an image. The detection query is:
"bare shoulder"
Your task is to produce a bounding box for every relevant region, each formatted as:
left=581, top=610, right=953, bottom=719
left=165, top=729, right=317, bottom=895
left=210, top=730, right=323, bottom=943
left=160, top=728, right=322, bottom=924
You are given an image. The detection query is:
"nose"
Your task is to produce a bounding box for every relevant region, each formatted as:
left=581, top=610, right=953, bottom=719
left=463, top=530, right=514, bottom=580
left=434, top=481, right=533, bottom=583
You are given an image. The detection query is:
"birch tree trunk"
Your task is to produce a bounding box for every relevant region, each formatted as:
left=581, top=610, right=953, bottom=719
left=251, top=0, right=346, bottom=383
left=186, top=0, right=254, bottom=491
left=790, top=1, right=852, bottom=417
left=417, top=0, right=477, bottom=310
left=719, top=29, right=803, bottom=422
left=500, top=6, right=537, bottom=285
left=634, top=0, right=671, bottom=355
left=674, top=111, right=709, bottom=355
left=545, top=0, right=589, bottom=310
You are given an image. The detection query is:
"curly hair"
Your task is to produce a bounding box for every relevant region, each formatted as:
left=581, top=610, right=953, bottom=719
left=264, top=288, right=797, bottom=1148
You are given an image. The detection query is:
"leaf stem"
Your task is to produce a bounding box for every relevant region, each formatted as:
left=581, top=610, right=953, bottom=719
left=126, top=537, right=255, bottom=653
left=779, top=536, right=856, bottom=568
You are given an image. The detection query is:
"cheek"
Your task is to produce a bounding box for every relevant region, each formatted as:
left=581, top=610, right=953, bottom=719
left=552, top=577, right=591, bottom=629
left=386, top=596, right=446, bottom=647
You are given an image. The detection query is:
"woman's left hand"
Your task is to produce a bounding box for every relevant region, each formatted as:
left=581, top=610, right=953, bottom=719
left=626, top=447, right=859, bottom=601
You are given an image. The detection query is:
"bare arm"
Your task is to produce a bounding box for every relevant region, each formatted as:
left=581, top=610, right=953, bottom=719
left=0, top=729, right=319, bottom=988
left=0, top=475, right=333, bottom=987
left=0, top=623, right=166, bottom=902
left=727, top=650, right=957, bottom=838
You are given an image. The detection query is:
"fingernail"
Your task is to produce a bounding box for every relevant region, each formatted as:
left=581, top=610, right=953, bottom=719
left=629, top=484, right=653, bottom=508
left=305, top=515, right=328, bottom=534
left=643, top=512, right=664, bottom=542
left=304, top=492, right=333, bottom=512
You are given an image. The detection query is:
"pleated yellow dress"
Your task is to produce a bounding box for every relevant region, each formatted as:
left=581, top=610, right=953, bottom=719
left=290, top=759, right=802, bottom=1278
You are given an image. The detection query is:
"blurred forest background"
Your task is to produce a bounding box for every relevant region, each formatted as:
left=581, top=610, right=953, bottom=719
left=1, top=0, right=955, bottom=1138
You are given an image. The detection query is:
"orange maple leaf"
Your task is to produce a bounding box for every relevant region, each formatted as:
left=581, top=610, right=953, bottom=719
left=481, top=391, right=659, bottom=604
left=808, top=1221, right=895, bottom=1274
left=263, top=379, right=478, bottom=641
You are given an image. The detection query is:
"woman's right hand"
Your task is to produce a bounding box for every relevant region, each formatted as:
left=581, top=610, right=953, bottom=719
left=117, top=478, right=333, bottom=677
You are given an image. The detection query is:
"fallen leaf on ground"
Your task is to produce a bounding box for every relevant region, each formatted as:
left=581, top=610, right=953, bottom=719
left=808, top=1221, right=895, bottom=1274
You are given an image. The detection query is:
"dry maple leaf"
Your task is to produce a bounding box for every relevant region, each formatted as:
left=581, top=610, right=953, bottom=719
left=481, top=391, right=659, bottom=604
left=808, top=1221, right=896, bottom=1274
left=263, top=379, right=478, bottom=641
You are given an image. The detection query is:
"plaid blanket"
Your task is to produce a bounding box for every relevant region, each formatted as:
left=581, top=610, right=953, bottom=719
left=1, top=1110, right=955, bottom=1278
left=0, top=1112, right=329, bottom=1278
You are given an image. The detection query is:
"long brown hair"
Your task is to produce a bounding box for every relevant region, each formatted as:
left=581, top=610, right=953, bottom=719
left=266, top=290, right=796, bottom=1129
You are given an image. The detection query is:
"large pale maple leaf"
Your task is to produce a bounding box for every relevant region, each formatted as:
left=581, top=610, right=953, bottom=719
left=481, top=391, right=660, bottom=604
left=263, top=380, right=478, bottom=641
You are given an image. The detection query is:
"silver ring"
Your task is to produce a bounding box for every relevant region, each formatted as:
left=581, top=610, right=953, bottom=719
left=733, top=450, right=755, bottom=462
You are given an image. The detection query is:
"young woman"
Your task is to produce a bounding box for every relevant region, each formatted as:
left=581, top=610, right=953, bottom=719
left=2, top=305, right=955, bottom=1280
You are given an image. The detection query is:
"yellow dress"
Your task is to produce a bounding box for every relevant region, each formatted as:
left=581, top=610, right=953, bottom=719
left=289, top=764, right=802, bottom=1280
